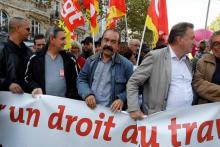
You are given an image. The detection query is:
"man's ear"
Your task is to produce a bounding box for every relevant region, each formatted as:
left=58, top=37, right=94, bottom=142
left=49, top=35, right=55, bottom=42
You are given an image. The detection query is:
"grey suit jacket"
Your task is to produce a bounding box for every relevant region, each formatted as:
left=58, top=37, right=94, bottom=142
left=127, top=46, right=192, bottom=115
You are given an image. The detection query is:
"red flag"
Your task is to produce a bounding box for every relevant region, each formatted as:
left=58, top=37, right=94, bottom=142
left=83, top=0, right=99, bottom=35
left=71, top=31, right=77, bottom=40
left=106, top=13, right=117, bottom=29
left=145, top=0, right=168, bottom=47
left=108, top=0, right=126, bottom=20
left=61, top=0, right=85, bottom=32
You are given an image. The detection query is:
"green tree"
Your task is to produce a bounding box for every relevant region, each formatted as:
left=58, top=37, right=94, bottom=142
left=116, top=0, right=153, bottom=46
left=127, top=0, right=149, bottom=37
left=209, top=13, right=220, bottom=31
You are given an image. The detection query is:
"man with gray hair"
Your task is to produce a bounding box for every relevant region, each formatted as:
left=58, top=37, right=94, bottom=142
left=70, top=40, right=86, bottom=69
left=25, top=27, right=81, bottom=100
left=0, top=17, right=32, bottom=93
left=128, top=39, right=140, bottom=57
left=127, top=22, right=195, bottom=120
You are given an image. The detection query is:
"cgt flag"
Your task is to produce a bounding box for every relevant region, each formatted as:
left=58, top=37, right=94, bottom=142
left=61, top=0, right=85, bottom=32
left=83, top=0, right=99, bottom=36
left=145, top=0, right=169, bottom=48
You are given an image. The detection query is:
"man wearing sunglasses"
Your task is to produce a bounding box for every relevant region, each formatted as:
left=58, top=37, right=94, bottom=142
left=193, top=30, right=220, bottom=103
left=0, top=17, right=32, bottom=93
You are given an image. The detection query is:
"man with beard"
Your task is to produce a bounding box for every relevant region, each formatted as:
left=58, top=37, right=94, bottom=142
left=81, top=36, right=94, bottom=59
left=24, top=27, right=81, bottom=100
left=77, top=29, right=133, bottom=112
left=0, top=17, right=32, bottom=93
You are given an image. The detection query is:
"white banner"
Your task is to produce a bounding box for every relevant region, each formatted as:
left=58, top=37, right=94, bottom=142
left=0, top=91, right=220, bottom=147
left=0, top=92, right=137, bottom=147
left=137, top=103, right=220, bottom=147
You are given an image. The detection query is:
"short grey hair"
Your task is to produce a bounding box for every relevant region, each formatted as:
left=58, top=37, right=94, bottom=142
left=45, top=26, right=64, bottom=43
left=71, top=40, right=82, bottom=53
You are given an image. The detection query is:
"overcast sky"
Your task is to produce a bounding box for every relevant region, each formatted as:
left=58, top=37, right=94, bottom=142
left=167, top=0, right=220, bottom=30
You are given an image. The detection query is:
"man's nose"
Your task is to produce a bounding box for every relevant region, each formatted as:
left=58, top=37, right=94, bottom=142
left=105, top=41, right=111, bottom=46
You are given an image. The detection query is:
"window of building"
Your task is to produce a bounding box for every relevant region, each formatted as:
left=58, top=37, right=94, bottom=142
left=0, top=10, right=9, bottom=33
left=34, top=0, right=49, bottom=4
left=31, top=20, right=41, bottom=38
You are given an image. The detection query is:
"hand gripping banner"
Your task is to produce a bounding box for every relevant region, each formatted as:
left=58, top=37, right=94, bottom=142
left=0, top=91, right=220, bottom=147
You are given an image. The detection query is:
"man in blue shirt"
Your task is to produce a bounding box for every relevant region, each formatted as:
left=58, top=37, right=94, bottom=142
left=77, top=29, right=133, bottom=112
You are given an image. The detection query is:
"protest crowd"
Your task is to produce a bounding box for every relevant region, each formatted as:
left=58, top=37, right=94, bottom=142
left=0, top=0, right=220, bottom=146
left=1, top=17, right=220, bottom=118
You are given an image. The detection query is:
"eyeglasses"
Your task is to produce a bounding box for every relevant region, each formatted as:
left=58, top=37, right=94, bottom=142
left=211, top=41, right=220, bottom=49
left=102, top=38, right=118, bottom=45
left=131, top=44, right=140, bottom=47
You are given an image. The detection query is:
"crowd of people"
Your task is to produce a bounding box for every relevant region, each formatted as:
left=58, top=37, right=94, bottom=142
left=0, top=17, right=220, bottom=120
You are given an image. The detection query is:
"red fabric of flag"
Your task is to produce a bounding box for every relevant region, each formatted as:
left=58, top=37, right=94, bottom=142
left=145, top=0, right=168, bottom=47
left=61, top=0, right=84, bottom=32
left=83, top=0, right=99, bottom=35
left=106, top=13, right=117, bottom=29
left=108, top=0, right=126, bottom=20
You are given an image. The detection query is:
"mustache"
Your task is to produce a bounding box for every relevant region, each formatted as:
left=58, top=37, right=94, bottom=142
left=103, top=45, right=113, bottom=51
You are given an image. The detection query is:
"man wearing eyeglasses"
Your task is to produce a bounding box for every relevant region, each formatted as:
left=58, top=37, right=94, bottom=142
left=0, top=17, right=32, bottom=93
left=77, top=29, right=133, bottom=112
left=193, top=30, right=220, bottom=103
left=128, top=39, right=140, bottom=58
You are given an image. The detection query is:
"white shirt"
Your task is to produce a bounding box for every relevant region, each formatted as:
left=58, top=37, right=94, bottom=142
left=166, top=46, right=193, bottom=110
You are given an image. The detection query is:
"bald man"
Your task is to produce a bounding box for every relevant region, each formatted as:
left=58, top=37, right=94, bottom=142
left=0, top=17, right=32, bottom=93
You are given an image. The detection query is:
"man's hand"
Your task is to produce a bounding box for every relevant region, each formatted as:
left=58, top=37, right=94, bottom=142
left=110, top=99, right=123, bottom=113
left=9, top=83, right=24, bottom=94
left=85, top=95, right=96, bottom=109
left=129, top=110, right=144, bottom=120
left=32, top=88, right=43, bottom=97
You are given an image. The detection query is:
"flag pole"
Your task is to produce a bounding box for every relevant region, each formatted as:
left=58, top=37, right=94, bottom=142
left=204, top=0, right=211, bottom=40
left=136, top=21, right=147, bottom=66
left=92, top=31, right=96, bottom=54
left=125, top=14, right=129, bottom=43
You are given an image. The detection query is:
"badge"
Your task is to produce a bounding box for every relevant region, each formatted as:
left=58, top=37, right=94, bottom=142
left=60, top=69, right=64, bottom=77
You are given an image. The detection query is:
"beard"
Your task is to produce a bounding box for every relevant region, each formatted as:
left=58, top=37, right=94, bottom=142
left=103, top=45, right=114, bottom=57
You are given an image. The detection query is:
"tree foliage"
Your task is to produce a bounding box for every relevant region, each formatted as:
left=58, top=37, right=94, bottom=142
left=117, top=0, right=152, bottom=45
left=209, top=13, right=220, bottom=31
left=127, top=0, right=149, bottom=37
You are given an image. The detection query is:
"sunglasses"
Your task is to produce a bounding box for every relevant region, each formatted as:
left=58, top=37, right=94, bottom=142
left=211, top=41, right=220, bottom=49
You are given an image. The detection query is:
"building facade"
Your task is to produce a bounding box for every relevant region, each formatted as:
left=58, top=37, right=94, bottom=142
left=0, top=0, right=60, bottom=39
left=0, top=0, right=106, bottom=43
